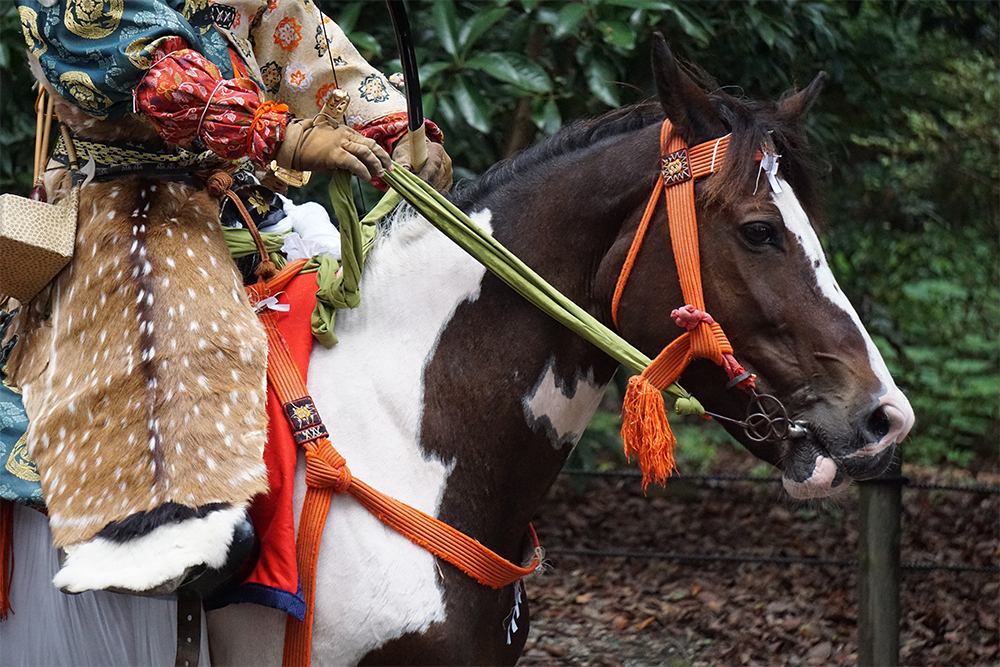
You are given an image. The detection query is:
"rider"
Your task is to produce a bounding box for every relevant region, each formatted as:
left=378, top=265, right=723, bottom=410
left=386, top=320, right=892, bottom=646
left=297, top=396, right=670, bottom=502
left=8, top=0, right=451, bottom=598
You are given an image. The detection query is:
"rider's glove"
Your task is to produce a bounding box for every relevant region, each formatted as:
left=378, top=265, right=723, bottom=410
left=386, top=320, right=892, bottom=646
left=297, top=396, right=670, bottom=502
left=274, top=115, right=391, bottom=182
left=391, top=138, right=453, bottom=193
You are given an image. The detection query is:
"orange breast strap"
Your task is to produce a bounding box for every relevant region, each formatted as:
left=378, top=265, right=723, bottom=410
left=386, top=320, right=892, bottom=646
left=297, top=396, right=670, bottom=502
left=247, top=260, right=541, bottom=667
left=613, top=120, right=753, bottom=490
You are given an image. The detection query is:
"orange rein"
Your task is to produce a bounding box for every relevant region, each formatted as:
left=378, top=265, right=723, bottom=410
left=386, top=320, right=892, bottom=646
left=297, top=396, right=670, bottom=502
left=614, top=120, right=754, bottom=489
left=247, top=262, right=541, bottom=667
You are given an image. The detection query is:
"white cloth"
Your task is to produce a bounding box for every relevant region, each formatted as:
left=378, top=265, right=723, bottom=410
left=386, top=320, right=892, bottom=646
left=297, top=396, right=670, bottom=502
left=0, top=503, right=211, bottom=666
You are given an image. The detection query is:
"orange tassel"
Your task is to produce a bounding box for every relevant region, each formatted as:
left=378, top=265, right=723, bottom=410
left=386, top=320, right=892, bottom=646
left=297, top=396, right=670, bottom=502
left=0, top=499, right=13, bottom=621
left=620, top=375, right=677, bottom=490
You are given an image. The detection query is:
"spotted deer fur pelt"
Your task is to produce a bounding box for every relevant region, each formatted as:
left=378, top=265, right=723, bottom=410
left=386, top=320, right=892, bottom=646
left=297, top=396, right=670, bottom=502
left=2, top=63, right=269, bottom=594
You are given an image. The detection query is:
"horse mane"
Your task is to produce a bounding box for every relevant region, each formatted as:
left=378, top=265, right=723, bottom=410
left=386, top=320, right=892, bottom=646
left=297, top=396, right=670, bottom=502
left=448, top=88, right=820, bottom=218
left=447, top=103, right=665, bottom=209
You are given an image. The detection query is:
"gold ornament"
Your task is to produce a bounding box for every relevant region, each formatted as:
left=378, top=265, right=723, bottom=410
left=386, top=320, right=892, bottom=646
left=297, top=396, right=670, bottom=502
left=63, top=0, right=124, bottom=40
left=5, top=434, right=40, bottom=483
left=125, top=37, right=157, bottom=69
left=58, top=70, right=113, bottom=117
left=17, top=6, right=47, bottom=58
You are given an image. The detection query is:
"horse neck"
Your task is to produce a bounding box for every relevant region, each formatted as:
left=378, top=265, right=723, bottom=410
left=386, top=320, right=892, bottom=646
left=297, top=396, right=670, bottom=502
left=414, top=124, right=665, bottom=551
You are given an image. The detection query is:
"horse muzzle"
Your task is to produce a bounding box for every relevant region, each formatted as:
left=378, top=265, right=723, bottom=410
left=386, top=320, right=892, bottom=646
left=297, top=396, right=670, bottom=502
left=779, top=392, right=914, bottom=499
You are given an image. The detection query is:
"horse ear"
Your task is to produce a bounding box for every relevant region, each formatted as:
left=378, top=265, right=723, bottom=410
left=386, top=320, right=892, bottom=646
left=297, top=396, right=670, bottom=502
left=651, top=32, right=724, bottom=144
left=778, top=72, right=828, bottom=122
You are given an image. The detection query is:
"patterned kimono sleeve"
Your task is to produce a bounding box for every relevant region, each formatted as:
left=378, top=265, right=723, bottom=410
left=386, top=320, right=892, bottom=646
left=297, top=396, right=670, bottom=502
left=245, top=0, right=441, bottom=154
left=134, top=37, right=290, bottom=167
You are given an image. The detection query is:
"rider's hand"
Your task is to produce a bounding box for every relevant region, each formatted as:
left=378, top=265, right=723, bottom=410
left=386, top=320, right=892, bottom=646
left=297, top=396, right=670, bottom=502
left=274, top=117, right=391, bottom=182
left=392, top=138, right=453, bottom=193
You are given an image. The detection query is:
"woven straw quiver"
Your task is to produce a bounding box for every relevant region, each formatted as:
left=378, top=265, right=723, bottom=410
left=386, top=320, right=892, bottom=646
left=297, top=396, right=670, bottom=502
left=0, top=185, right=78, bottom=302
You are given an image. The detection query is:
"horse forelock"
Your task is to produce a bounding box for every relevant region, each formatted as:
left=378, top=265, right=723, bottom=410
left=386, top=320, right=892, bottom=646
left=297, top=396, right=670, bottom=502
left=701, top=91, right=822, bottom=224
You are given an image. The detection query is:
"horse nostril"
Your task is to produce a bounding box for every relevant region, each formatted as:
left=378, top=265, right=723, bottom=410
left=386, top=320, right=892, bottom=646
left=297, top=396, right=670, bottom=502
left=866, top=405, right=891, bottom=441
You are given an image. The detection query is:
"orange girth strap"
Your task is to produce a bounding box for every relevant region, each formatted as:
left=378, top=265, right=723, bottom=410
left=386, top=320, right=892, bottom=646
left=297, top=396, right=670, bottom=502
left=247, top=261, right=541, bottom=667
left=614, top=120, right=753, bottom=490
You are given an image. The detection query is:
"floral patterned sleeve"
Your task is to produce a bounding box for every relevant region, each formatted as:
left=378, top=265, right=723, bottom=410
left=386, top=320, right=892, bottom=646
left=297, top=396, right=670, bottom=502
left=134, top=37, right=290, bottom=167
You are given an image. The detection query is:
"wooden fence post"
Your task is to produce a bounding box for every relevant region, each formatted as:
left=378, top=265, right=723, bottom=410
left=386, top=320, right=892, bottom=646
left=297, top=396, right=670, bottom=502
left=858, top=456, right=903, bottom=666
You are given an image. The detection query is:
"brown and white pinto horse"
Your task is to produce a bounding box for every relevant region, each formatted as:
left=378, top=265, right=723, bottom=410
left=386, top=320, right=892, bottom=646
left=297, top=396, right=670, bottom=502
left=3, top=37, right=912, bottom=665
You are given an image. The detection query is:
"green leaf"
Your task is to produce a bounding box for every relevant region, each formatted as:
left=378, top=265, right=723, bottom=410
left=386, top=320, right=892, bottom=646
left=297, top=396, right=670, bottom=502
left=422, top=93, right=437, bottom=120
left=452, top=76, right=492, bottom=132
left=532, top=98, right=562, bottom=135
left=666, top=6, right=713, bottom=45
left=596, top=19, right=636, bottom=50
left=944, top=358, right=992, bottom=375
left=604, top=0, right=674, bottom=9
left=419, top=61, right=452, bottom=84
left=901, top=279, right=969, bottom=301
left=436, top=94, right=458, bottom=127
left=335, top=2, right=363, bottom=34
left=458, top=6, right=509, bottom=58
left=465, top=52, right=552, bottom=93
left=551, top=3, right=588, bottom=39
left=584, top=55, right=620, bottom=107
left=347, top=32, right=381, bottom=58
left=430, top=0, right=460, bottom=58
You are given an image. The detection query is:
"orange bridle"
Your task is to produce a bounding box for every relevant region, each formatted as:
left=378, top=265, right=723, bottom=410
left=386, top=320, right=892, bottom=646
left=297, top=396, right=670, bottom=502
left=615, top=120, right=756, bottom=489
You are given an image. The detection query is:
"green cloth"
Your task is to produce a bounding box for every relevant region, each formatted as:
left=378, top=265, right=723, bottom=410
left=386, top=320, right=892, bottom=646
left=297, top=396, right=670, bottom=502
left=224, top=175, right=399, bottom=348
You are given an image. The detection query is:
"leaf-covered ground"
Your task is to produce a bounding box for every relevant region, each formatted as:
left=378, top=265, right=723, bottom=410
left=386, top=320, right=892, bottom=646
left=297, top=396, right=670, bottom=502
left=519, top=452, right=999, bottom=666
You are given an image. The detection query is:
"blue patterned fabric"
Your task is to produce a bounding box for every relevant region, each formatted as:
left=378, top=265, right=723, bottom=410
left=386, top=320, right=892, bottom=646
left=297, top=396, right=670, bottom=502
left=0, top=307, right=43, bottom=508
left=16, top=0, right=234, bottom=120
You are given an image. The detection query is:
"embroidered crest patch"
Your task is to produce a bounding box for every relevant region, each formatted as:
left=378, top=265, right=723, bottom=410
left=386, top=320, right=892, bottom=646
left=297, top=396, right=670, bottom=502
left=211, top=4, right=237, bottom=29
left=661, top=148, right=692, bottom=186
left=282, top=396, right=329, bottom=445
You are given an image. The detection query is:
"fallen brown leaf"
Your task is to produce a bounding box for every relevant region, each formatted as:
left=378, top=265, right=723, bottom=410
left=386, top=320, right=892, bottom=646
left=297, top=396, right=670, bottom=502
left=634, top=616, right=656, bottom=631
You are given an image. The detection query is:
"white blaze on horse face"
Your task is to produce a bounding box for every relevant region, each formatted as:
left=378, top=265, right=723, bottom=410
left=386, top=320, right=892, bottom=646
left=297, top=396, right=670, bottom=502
left=771, top=177, right=915, bottom=454
left=524, top=359, right=607, bottom=449
left=208, top=207, right=494, bottom=666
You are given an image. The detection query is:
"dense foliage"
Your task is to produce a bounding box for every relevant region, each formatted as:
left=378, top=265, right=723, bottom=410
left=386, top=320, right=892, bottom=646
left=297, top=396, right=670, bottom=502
left=1, top=1, right=996, bottom=469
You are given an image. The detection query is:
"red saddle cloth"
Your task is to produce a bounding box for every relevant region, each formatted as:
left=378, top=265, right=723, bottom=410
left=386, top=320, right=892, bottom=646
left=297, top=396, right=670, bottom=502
left=207, top=271, right=319, bottom=619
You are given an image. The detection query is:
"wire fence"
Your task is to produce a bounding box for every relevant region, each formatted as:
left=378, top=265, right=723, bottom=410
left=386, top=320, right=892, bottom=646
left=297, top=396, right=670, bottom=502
left=553, top=468, right=1000, bottom=575
left=561, top=468, right=1000, bottom=495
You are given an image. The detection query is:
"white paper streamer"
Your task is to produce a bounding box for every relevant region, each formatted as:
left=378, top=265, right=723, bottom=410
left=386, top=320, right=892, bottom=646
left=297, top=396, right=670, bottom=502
left=253, top=295, right=290, bottom=313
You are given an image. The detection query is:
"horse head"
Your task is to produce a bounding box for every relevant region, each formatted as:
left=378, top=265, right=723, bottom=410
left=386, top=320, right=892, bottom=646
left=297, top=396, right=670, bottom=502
left=601, top=35, right=914, bottom=499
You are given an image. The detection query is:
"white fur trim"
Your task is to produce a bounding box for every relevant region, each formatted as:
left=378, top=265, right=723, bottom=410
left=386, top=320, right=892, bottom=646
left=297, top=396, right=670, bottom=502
left=53, top=505, right=246, bottom=593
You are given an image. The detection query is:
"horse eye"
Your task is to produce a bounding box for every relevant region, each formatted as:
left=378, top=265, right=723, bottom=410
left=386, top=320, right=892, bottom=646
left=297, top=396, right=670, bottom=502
left=741, top=222, right=776, bottom=247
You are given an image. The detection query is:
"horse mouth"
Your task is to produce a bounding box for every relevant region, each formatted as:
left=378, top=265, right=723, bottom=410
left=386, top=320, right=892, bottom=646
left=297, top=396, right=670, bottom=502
left=778, top=423, right=898, bottom=499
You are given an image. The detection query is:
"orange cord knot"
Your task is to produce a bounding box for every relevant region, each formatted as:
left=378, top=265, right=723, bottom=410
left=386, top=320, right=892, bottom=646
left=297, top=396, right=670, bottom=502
left=248, top=101, right=289, bottom=154
left=304, top=440, right=353, bottom=493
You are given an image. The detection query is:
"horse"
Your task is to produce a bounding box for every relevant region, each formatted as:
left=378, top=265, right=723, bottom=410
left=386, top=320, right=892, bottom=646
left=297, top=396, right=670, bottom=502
left=2, top=36, right=913, bottom=666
